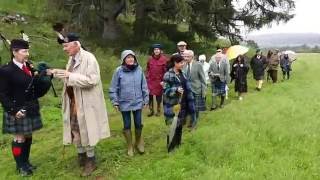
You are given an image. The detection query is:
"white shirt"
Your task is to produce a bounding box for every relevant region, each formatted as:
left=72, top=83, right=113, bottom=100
left=13, top=59, right=24, bottom=70
left=187, top=61, right=193, bottom=71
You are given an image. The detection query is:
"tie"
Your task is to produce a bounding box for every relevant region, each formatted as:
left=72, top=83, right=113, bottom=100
left=217, top=63, right=220, bottom=71
left=22, top=65, right=32, bottom=76
left=187, top=63, right=191, bottom=77
left=68, top=58, right=76, bottom=72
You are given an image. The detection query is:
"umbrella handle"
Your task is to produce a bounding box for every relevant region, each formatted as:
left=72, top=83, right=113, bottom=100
left=173, top=92, right=183, bottom=115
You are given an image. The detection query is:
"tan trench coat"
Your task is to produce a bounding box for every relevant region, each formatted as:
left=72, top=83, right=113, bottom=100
left=61, top=48, right=110, bottom=146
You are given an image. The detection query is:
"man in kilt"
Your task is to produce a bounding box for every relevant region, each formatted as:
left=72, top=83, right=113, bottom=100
left=208, top=53, right=230, bottom=110
left=0, top=39, right=52, bottom=176
left=182, top=50, right=206, bottom=129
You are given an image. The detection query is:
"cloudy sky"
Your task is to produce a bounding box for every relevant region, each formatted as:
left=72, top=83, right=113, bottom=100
left=246, top=0, right=320, bottom=35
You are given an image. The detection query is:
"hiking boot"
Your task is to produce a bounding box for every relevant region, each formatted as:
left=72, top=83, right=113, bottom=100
left=81, top=157, right=97, bottom=177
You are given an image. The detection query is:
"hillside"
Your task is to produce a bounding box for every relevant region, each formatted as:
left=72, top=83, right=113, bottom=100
left=246, top=33, right=320, bottom=48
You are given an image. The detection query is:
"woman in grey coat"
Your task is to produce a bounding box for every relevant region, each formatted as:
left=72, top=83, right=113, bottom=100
left=109, top=50, right=149, bottom=157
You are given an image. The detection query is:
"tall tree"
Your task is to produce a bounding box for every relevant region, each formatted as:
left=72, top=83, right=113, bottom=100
left=187, top=0, right=295, bottom=44
left=49, top=0, right=126, bottom=41
left=92, top=0, right=126, bottom=40
left=48, top=0, right=295, bottom=44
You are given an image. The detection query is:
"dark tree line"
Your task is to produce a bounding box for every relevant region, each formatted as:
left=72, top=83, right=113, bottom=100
left=48, top=0, right=295, bottom=45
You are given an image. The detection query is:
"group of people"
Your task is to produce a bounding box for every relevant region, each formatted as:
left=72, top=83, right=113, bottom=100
left=0, top=34, right=109, bottom=177
left=0, top=33, right=294, bottom=177
left=251, top=49, right=294, bottom=90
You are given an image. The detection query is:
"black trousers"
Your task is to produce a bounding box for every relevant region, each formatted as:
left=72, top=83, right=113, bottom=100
left=282, top=70, right=290, bottom=79
left=149, top=95, right=162, bottom=110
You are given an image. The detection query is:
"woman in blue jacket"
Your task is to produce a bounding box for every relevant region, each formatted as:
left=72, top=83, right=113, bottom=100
left=109, top=50, right=149, bottom=157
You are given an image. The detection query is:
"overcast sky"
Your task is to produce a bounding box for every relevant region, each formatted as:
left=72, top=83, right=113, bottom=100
left=246, top=0, right=320, bottom=35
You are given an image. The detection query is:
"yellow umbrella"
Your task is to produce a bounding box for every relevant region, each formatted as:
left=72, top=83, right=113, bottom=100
left=226, top=45, right=249, bottom=60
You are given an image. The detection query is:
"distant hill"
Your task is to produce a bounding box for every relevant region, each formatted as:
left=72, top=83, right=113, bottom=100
left=246, top=33, right=320, bottom=48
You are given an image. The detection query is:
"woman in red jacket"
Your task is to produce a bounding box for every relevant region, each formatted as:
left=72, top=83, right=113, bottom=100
left=146, top=44, right=167, bottom=116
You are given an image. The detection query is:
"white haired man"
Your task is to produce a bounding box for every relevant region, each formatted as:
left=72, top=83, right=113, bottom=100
left=51, top=33, right=110, bottom=176
left=182, top=50, right=206, bottom=129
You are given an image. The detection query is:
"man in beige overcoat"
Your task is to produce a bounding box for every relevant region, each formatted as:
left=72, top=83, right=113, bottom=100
left=52, top=33, right=110, bottom=176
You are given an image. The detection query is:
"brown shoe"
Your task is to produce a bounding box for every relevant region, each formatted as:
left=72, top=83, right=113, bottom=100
left=81, top=157, right=97, bottom=177
left=78, top=153, right=86, bottom=167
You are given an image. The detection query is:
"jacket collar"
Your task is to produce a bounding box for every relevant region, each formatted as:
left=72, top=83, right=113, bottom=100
left=121, top=63, right=139, bottom=72
left=8, top=61, right=32, bottom=77
left=13, top=59, right=25, bottom=69
left=168, top=68, right=185, bottom=79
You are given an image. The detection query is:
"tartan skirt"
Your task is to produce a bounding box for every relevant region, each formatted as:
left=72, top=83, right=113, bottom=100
left=2, top=112, right=43, bottom=135
left=194, top=94, right=206, bottom=111
left=212, top=81, right=226, bottom=96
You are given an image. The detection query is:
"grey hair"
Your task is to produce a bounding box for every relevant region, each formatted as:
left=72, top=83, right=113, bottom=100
left=183, top=49, right=194, bottom=57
